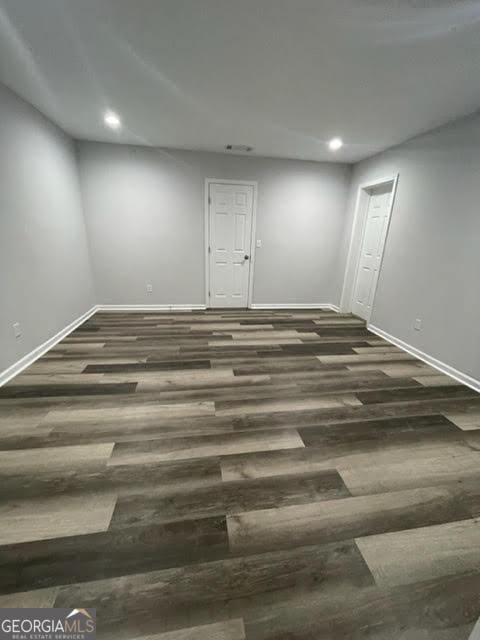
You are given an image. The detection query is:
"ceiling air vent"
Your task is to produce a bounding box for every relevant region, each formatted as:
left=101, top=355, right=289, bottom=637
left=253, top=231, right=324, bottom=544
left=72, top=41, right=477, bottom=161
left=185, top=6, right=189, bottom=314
left=225, top=144, right=253, bottom=152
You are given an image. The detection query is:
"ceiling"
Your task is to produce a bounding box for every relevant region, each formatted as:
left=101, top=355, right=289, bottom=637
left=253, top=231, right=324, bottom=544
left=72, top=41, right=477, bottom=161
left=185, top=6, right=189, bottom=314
left=1, top=0, right=480, bottom=163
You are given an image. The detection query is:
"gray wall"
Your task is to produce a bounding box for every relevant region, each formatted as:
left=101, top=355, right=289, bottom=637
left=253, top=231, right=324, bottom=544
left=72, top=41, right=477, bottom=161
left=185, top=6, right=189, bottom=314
left=0, top=83, right=95, bottom=375
left=340, top=112, right=480, bottom=381
left=77, top=143, right=351, bottom=306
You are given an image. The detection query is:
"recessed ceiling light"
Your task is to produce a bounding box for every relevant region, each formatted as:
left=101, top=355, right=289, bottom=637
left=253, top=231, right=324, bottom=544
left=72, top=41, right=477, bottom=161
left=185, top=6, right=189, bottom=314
left=104, top=111, right=121, bottom=129
left=328, top=137, right=343, bottom=151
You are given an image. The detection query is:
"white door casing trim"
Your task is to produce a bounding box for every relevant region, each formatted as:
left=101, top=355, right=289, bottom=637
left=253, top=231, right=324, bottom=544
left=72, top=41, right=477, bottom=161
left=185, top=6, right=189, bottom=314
left=340, top=174, right=399, bottom=320
left=204, top=178, right=258, bottom=308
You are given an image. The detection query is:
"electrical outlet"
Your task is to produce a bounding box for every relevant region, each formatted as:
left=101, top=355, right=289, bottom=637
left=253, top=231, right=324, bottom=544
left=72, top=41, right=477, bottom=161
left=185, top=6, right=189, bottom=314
left=13, top=322, right=21, bottom=338
left=146, top=284, right=153, bottom=293
left=414, top=318, right=422, bottom=331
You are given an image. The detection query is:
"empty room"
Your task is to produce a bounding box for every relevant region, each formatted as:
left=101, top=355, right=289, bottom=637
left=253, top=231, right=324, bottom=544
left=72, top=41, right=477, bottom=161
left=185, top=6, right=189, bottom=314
left=1, top=1, right=480, bottom=638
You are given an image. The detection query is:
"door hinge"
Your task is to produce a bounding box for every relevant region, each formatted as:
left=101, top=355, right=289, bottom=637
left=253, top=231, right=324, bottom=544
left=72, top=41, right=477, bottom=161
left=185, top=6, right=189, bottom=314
left=208, top=196, right=211, bottom=205
left=208, top=290, right=211, bottom=297
left=208, top=246, right=211, bottom=253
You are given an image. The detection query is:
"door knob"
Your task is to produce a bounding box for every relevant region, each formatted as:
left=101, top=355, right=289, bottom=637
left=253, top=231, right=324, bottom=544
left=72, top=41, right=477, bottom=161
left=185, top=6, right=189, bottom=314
left=244, top=255, right=250, bottom=260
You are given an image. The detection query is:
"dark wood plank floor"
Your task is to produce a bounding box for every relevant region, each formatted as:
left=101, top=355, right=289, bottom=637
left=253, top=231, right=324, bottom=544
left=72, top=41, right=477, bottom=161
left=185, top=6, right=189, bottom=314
left=1, top=309, right=479, bottom=639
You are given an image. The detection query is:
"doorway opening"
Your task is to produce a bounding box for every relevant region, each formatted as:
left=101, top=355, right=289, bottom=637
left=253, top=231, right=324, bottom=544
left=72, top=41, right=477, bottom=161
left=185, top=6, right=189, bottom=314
left=341, top=175, right=398, bottom=322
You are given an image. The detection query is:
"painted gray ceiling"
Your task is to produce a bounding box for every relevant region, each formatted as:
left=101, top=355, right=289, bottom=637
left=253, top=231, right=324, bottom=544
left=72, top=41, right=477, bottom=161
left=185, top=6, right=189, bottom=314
left=1, top=0, right=480, bottom=162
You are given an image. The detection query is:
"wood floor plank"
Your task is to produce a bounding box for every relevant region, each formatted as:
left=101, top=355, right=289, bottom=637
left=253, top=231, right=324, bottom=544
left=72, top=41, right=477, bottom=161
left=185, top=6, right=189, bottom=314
left=356, top=384, right=478, bottom=405
left=84, top=360, right=211, bottom=373
left=227, top=486, right=470, bottom=555
left=347, top=362, right=432, bottom=376
left=356, top=518, right=480, bottom=588
left=352, top=345, right=401, bottom=354
left=231, top=358, right=331, bottom=375
left=443, top=409, right=480, bottom=430
left=10, top=373, right=107, bottom=385
left=209, top=338, right=304, bottom=346
left=0, top=382, right=137, bottom=398
left=318, top=353, right=414, bottom=364
left=22, top=361, right=90, bottom=374
left=109, top=429, right=304, bottom=465
left=275, top=342, right=369, bottom=356
left=0, top=442, right=114, bottom=475
left=0, top=493, right=117, bottom=545
left=100, top=369, right=238, bottom=386
left=215, top=394, right=362, bottom=416
left=266, top=368, right=388, bottom=383
left=297, top=413, right=460, bottom=448
left=43, top=401, right=215, bottom=426
left=339, top=448, right=480, bottom=495
left=414, top=374, right=462, bottom=386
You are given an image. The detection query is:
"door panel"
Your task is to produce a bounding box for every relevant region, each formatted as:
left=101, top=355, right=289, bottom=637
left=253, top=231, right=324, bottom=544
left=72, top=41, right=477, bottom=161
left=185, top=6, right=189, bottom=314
left=234, top=214, right=246, bottom=251
left=209, top=183, right=254, bottom=308
left=352, top=186, right=393, bottom=321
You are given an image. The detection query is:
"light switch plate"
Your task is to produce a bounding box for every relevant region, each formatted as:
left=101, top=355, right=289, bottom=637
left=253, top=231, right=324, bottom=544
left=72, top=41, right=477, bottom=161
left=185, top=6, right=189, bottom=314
left=414, top=318, right=422, bottom=331
left=256, top=239, right=262, bottom=248
left=146, top=284, right=153, bottom=293
left=13, top=322, right=21, bottom=338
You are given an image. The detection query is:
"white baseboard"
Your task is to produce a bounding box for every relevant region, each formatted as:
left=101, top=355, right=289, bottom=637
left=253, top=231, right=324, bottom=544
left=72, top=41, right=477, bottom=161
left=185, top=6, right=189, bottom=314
left=97, top=304, right=207, bottom=312
left=368, top=324, right=480, bottom=393
left=0, top=306, right=98, bottom=388
left=250, top=303, right=338, bottom=311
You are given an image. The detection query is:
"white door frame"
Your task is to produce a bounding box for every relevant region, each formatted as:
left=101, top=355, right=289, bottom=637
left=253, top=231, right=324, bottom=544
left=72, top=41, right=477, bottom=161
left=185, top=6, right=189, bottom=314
left=340, top=174, right=399, bottom=322
left=204, top=178, right=258, bottom=309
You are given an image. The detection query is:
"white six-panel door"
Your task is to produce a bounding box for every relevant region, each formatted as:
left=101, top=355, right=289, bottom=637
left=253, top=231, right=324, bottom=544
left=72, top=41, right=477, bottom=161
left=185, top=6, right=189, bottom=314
left=351, top=184, right=393, bottom=320
left=208, top=182, right=254, bottom=308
